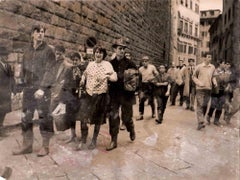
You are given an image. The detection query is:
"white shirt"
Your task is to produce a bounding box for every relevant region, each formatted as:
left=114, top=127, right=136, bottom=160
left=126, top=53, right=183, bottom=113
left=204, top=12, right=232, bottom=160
left=139, top=64, right=158, bottom=83
left=83, top=60, right=117, bottom=96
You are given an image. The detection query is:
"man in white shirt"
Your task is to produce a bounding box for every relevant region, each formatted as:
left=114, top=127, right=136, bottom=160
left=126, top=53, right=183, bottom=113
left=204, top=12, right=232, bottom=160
left=137, top=56, right=158, bottom=120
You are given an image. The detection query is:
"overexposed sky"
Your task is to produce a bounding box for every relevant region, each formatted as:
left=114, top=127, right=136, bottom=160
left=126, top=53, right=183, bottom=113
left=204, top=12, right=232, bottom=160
left=200, top=0, right=223, bottom=11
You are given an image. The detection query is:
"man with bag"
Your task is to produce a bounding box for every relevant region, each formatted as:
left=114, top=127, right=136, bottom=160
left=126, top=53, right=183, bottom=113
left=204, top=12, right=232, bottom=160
left=106, top=38, right=137, bottom=151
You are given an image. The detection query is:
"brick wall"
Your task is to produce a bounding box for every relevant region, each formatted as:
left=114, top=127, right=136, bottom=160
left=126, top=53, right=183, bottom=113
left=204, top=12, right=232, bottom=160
left=0, top=0, right=171, bottom=66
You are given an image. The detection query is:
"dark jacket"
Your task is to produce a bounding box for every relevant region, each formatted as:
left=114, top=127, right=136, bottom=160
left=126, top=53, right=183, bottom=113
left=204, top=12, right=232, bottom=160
left=109, top=56, right=137, bottom=92
left=22, top=42, right=55, bottom=90
left=60, top=64, right=86, bottom=104
left=153, top=72, right=170, bottom=96
left=109, top=56, right=137, bottom=104
left=0, top=61, right=15, bottom=112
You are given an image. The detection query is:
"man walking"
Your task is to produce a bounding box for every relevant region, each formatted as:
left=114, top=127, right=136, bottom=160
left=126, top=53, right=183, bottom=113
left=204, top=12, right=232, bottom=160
left=192, top=54, right=216, bottom=130
left=137, top=56, right=158, bottom=120
left=181, top=58, right=196, bottom=111
left=13, top=24, right=55, bottom=156
left=106, top=38, right=137, bottom=151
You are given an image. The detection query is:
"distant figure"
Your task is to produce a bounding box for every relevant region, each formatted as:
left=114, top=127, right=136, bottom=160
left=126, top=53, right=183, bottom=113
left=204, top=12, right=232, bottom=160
left=181, top=58, right=196, bottom=111
left=172, top=59, right=185, bottom=106
left=153, top=64, right=171, bottom=124
left=0, top=45, right=15, bottom=136
left=167, top=62, right=178, bottom=105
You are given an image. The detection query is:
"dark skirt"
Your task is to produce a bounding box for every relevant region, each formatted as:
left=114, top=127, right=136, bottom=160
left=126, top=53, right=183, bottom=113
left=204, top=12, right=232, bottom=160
left=77, top=93, right=109, bottom=125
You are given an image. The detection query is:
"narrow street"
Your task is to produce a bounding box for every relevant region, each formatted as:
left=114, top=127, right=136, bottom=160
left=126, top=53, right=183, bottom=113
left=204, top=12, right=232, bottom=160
left=1, top=99, right=239, bottom=180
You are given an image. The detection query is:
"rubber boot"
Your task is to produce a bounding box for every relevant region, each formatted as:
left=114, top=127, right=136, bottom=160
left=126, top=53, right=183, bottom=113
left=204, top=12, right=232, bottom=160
left=213, top=110, right=222, bottom=126
left=65, top=128, right=77, bottom=144
left=106, top=136, right=117, bottom=151
left=75, top=123, right=88, bottom=151
left=150, top=100, right=156, bottom=118
left=12, top=130, right=33, bottom=155
left=37, top=134, right=50, bottom=157
left=155, top=109, right=163, bottom=124
left=88, top=125, right=100, bottom=150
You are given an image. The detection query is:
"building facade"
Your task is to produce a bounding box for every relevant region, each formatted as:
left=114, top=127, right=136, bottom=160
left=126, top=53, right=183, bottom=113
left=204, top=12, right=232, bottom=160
left=200, top=9, right=221, bottom=64
left=172, top=0, right=200, bottom=66
left=208, top=14, right=222, bottom=64
left=209, top=0, right=240, bottom=71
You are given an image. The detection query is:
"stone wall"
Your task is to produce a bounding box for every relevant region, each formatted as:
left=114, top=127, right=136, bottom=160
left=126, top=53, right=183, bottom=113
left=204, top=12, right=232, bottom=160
left=0, top=0, right=171, bottom=66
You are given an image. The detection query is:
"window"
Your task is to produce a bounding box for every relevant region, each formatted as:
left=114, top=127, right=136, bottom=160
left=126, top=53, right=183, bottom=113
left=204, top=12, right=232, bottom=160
left=189, top=24, right=192, bottom=35
left=202, top=31, right=204, bottom=37
left=195, top=25, right=198, bottom=37
left=188, top=46, right=193, bottom=54
left=194, top=47, right=197, bottom=55
left=179, top=20, right=183, bottom=30
left=184, top=22, right=188, bottom=33
left=178, top=43, right=184, bottom=53
left=185, top=0, right=188, bottom=7
left=190, top=0, right=192, bottom=9
left=184, top=44, right=187, bottom=53
left=195, top=3, right=199, bottom=14
left=180, top=0, right=184, bottom=5
left=207, top=41, right=210, bottom=48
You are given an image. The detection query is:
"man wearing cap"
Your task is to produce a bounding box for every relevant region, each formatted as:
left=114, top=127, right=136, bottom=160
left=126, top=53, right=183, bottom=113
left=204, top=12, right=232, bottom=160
left=137, top=56, right=158, bottom=120
left=106, top=38, right=137, bottom=151
left=181, top=58, right=196, bottom=111
left=0, top=45, right=15, bottom=136
left=13, top=24, right=55, bottom=156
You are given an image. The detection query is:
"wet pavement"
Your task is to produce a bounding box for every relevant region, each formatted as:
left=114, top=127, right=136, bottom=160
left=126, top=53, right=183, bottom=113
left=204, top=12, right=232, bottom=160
left=0, top=101, right=239, bottom=180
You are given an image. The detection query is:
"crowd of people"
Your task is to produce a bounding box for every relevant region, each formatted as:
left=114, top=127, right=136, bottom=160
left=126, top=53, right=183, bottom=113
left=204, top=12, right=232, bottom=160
left=0, top=24, right=239, bottom=160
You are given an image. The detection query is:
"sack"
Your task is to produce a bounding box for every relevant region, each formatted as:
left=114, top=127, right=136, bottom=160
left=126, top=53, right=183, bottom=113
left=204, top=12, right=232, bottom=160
left=53, top=113, right=69, bottom=131
left=123, top=69, right=139, bottom=91
left=52, top=103, right=69, bottom=131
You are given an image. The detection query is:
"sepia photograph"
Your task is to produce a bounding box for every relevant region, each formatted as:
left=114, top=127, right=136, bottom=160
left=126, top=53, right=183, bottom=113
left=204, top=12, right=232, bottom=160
left=0, top=0, right=239, bottom=179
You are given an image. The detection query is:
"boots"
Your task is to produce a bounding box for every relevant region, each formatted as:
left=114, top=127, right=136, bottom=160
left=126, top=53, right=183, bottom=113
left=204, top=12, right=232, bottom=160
left=88, top=125, right=100, bottom=150
left=74, top=124, right=88, bottom=151
left=155, top=109, right=163, bottom=124
left=136, top=114, right=143, bottom=121
left=106, top=136, right=117, bottom=151
left=37, top=135, right=50, bottom=157
left=12, top=130, right=33, bottom=155
left=129, top=128, right=136, bottom=141
left=213, top=110, right=221, bottom=126
left=65, top=128, right=78, bottom=144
